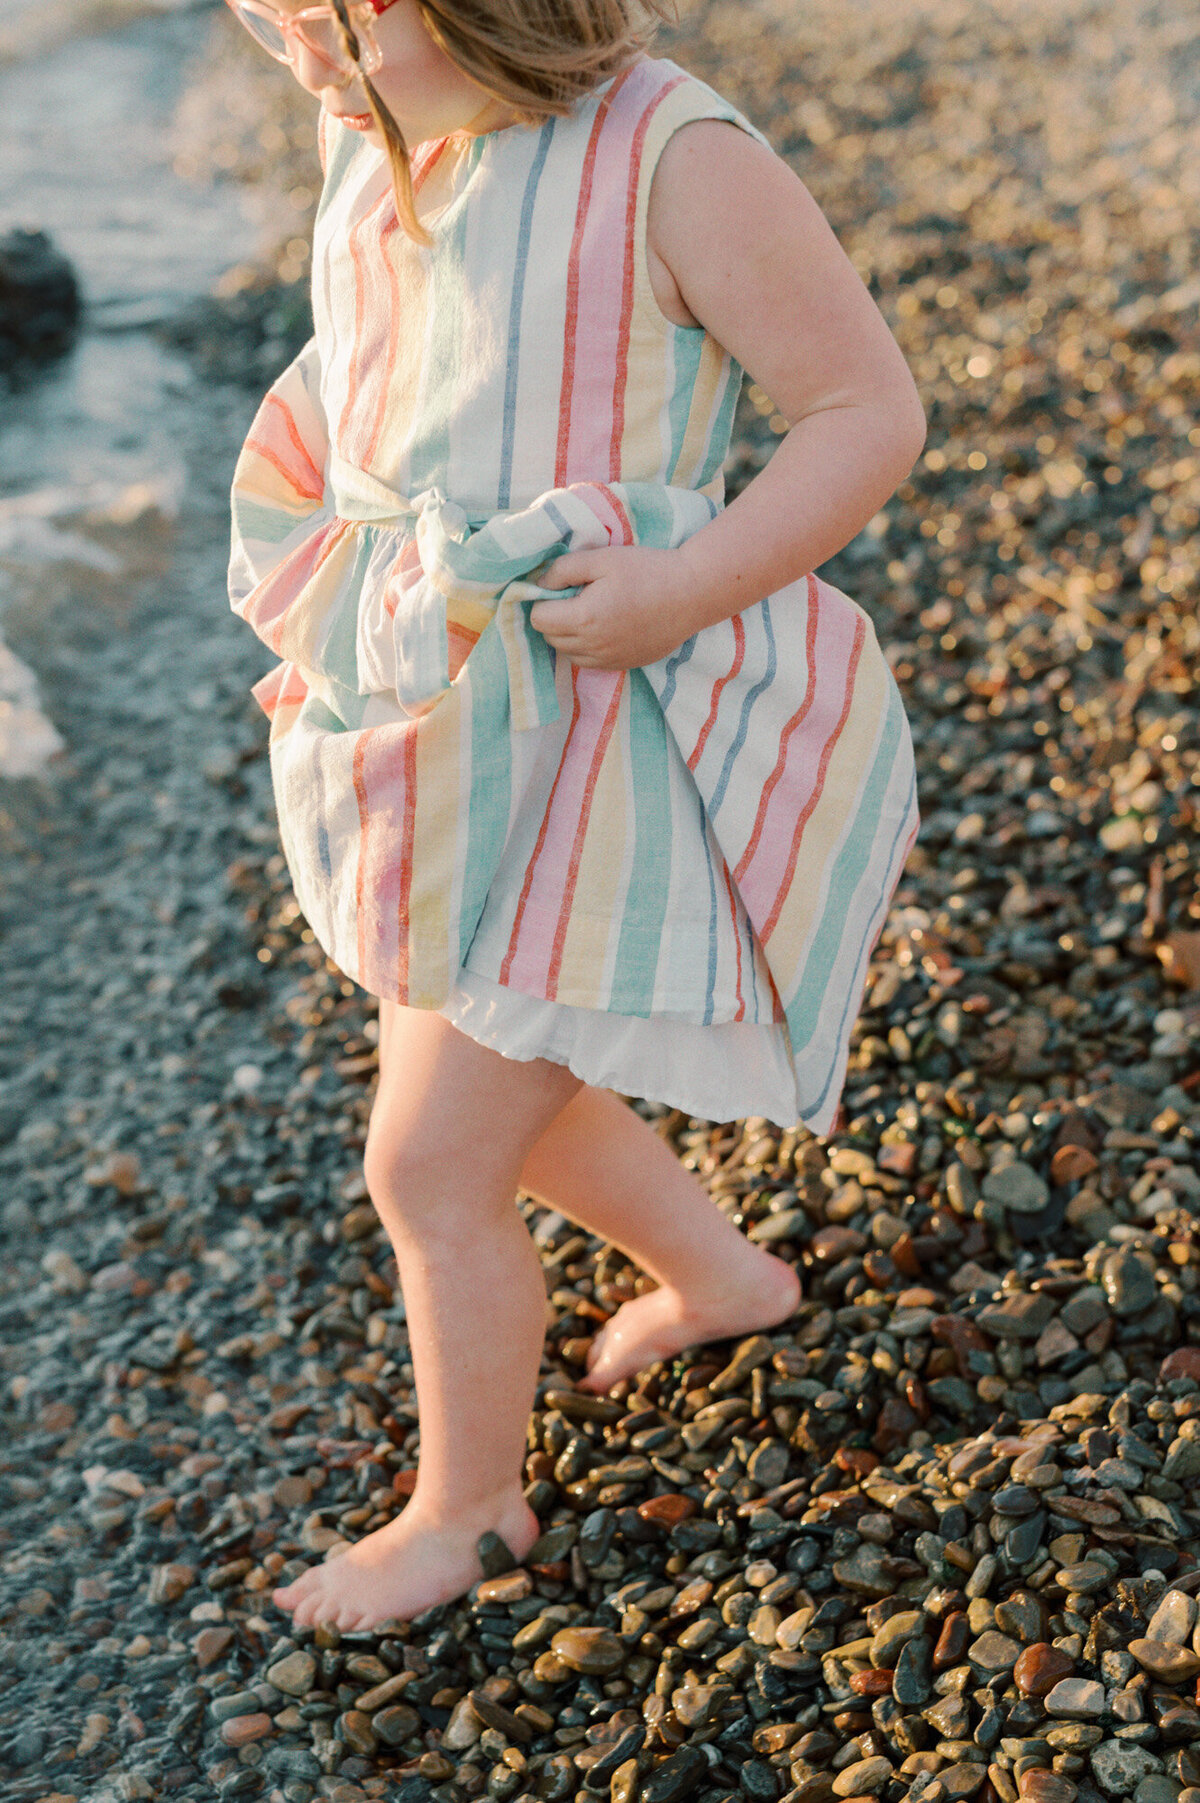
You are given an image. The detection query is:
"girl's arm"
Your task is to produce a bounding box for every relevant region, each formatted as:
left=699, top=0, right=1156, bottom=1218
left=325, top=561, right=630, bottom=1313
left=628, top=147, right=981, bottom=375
left=531, top=120, right=926, bottom=669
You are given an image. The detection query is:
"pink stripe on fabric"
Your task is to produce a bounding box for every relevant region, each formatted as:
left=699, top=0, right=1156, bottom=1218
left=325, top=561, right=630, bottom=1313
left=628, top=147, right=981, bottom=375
left=555, top=64, right=644, bottom=486
left=353, top=724, right=410, bottom=999
left=249, top=395, right=324, bottom=501
left=335, top=189, right=393, bottom=460
left=395, top=726, right=418, bottom=1002
left=237, top=521, right=343, bottom=647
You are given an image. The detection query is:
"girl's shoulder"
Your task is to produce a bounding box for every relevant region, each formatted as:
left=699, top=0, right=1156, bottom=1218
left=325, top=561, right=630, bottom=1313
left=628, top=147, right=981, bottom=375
left=588, top=53, right=773, bottom=153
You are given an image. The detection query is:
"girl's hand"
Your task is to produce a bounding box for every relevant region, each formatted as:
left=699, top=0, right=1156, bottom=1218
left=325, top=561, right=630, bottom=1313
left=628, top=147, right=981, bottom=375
left=528, top=545, right=698, bottom=670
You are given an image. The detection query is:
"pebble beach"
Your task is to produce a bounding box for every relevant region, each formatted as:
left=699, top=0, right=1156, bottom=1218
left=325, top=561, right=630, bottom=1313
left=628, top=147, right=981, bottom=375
left=1, top=1, right=1198, bottom=1802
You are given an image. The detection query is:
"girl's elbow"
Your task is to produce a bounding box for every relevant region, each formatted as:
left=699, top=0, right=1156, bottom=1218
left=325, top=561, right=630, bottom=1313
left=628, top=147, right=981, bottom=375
left=893, top=383, right=927, bottom=471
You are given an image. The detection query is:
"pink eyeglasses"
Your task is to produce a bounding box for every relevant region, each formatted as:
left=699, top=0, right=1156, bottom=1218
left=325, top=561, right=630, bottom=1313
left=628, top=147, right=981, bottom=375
left=224, top=0, right=398, bottom=77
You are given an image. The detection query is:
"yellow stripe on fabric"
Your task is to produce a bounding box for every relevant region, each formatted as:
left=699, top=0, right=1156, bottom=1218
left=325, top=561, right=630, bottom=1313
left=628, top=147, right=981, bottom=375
left=276, top=531, right=361, bottom=669
left=406, top=702, right=465, bottom=1008
left=554, top=693, right=631, bottom=1007
left=767, top=648, right=889, bottom=1000
left=237, top=451, right=322, bottom=514
left=368, top=233, right=434, bottom=484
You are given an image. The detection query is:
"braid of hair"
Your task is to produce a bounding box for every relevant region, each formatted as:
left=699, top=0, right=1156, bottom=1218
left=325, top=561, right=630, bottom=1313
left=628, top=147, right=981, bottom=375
left=327, top=0, right=432, bottom=247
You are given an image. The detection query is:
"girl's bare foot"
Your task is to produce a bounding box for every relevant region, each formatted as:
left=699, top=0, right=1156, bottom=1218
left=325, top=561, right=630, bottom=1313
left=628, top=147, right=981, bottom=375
left=577, top=1250, right=801, bottom=1393
left=272, top=1487, right=539, bottom=1631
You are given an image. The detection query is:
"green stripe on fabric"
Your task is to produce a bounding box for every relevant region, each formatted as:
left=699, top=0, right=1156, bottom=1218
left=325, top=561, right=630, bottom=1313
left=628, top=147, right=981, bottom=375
left=458, top=620, right=515, bottom=961
left=665, top=329, right=704, bottom=482
left=406, top=146, right=476, bottom=496
left=317, top=534, right=376, bottom=689
left=234, top=500, right=321, bottom=544
left=608, top=669, right=673, bottom=1014
left=697, top=354, right=745, bottom=490
left=784, top=684, right=903, bottom=1053
left=628, top=484, right=679, bottom=548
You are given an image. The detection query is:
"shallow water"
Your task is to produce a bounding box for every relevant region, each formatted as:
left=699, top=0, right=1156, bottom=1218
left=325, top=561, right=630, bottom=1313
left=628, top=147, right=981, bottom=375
left=0, top=0, right=260, bottom=773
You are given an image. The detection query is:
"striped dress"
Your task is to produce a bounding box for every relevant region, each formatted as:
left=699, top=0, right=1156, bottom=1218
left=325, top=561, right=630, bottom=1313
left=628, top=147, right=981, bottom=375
left=228, top=55, right=920, bottom=1132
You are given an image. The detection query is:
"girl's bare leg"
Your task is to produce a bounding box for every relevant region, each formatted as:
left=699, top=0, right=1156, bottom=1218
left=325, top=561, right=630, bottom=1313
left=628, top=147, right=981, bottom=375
left=519, top=1087, right=800, bottom=1393
left=273, top=1005, right=580, bottom=1631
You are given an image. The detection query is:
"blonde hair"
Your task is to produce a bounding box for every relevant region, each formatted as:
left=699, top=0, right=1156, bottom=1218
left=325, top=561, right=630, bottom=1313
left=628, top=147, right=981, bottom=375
left=329, top=0, right=678, bottom=246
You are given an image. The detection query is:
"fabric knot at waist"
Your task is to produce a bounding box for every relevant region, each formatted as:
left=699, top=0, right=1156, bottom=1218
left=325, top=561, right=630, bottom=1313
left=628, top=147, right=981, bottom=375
left=234, top=477, right=719, bottom=732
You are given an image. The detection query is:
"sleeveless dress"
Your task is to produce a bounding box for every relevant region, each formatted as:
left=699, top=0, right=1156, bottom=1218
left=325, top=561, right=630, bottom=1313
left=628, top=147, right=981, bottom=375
left=228, top=56, right=920, bottom=1132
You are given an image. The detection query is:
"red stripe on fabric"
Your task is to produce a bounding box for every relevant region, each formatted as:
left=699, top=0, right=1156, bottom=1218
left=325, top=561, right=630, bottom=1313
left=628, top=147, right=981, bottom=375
left=259, top=393, right=324, bottom=498
left=720, top=854, right=746, bottom=1022
left=395, top=726, right=418, bottom=1002
left=545, top=671, right=625, bottom=997
left=761, top=610, right=866, bottom=941
left=608, top=74, right=688, bottom=478
left=446, top=621, right=481, bottom=679
left=555, top=69, right=637, bottom=487
left=688, top=612, right=745, bottom=772
left=243, top=431, right=322, bottom=505
left=732, top=578, right=820, bottom=885
left=592, top=482, right=634, bottom=544
left=499, top=676, right=585, bottom=986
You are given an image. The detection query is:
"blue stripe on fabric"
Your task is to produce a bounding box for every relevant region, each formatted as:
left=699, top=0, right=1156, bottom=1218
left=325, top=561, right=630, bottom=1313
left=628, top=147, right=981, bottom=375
left=797, top=758, right=918, bottom=1121
left=657, top=634, right=698, bottom=712
left=309, top=722, right=333, bottom=887
left=708, top=597, right=778, bottom=819
left=789, top=688, right=909, bottom=1064
left=497, top=121, right=556, bottom=511
left=609, top=671, right=673, bottom=1014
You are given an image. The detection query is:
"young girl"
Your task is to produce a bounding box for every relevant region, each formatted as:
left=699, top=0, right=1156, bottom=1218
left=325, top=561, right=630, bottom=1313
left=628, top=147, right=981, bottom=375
left=227, top=0, right=924, bottom=1631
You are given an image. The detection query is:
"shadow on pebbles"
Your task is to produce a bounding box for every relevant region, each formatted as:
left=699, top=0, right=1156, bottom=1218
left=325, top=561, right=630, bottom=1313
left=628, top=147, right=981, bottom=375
left=2, top=2, right=1200, bottom=1803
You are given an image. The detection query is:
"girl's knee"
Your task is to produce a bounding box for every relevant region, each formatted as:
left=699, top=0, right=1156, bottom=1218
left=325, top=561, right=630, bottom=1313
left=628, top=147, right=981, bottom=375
left=362, top=1121, right=510, bottom=1231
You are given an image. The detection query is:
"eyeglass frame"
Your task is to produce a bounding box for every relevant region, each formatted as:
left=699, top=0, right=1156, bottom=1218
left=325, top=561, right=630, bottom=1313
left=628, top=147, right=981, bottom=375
left=223, top=0, right=400, bottom=79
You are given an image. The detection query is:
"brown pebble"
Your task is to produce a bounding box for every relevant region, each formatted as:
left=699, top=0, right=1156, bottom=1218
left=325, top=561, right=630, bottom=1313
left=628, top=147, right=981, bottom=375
left=851, top=1670, right=893, bottom=1696
left=1015, top=1643, right=1075, bottom=1698
left=192, top=1625, right=235, bottom=1668
left=811, top=1226, right=868, bottom=1261
left=1049, top=1145, right=1098, bottom=1184
left=1161, top=1349, right=1200, bottom=1383
left=934, top=1612, right=969, bottom=1669
left=476, top=1569, right=533, bottom=1603
left=418, top=1751, right=456, bottom=1781
left=550, top=1626, right=626, bottom=1673
left=1018, top=1771, right=1078, bottom=1803
left=272, top=1474, right=313, bottom=1510
left=637, top=1493, right=695, bottom=1527
left=220, top=1712, right=273, bottom=1748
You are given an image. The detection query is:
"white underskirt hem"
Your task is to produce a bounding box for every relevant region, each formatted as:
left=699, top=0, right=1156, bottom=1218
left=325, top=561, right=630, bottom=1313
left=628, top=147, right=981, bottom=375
left=437, top=967, right=805, bottom=1127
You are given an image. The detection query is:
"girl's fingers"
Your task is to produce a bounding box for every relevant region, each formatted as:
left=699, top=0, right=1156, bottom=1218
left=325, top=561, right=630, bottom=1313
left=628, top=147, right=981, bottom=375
left=538, top=550, right=611, bottom=589
left=529, top=598, right=584, bottom=637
